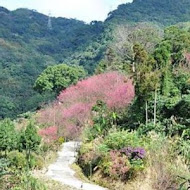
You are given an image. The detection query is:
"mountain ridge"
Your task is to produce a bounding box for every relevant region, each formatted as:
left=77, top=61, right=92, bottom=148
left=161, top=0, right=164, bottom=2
left=106, top=0, right=190, bottom=25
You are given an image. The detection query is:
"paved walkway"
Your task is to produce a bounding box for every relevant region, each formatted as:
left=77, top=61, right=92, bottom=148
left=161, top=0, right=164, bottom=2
left=46, top=141, right=107, bottom=190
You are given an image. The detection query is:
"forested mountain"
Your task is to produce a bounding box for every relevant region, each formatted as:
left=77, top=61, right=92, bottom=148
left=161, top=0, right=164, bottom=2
left=1, top=0, right=190, bottom=118
left=0, top=7, right=106, bottom=118
left=107, top=0, right=190, bottom=25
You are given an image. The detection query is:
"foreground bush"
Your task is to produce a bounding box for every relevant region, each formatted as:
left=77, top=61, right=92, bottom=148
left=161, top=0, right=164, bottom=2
left=7, top=151, right=27, bottom=170
left=11, top=174, right=46, bottom=190
left=0, top=119, right=18, bottom=154
left=99, top=130, right=143, bottom=151
left=101, top=150, right=131, bottom=180
left=0, top=158, right=10, bottom=177
left=79, top=130, right=146, bottom=181
left=79, top=132, right=190, bottom=190
left=99, top=131, right=146, bottom=180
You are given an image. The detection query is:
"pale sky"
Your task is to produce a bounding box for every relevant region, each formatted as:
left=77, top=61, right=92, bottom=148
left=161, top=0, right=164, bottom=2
left=0, top=0, right=132, bottom=22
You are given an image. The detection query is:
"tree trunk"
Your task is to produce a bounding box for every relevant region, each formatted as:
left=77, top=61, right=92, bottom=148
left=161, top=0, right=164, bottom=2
left=132, top=62, right=135, bottom=72
left=146, top=101, right=148, bottom=126
left=154, top=89, right=157, bottom=126
left=89, top=162, right=92, bottom=179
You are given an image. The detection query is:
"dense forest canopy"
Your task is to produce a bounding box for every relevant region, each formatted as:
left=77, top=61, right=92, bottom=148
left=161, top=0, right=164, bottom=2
left=1, top=0, right=190, bottom=118
left=0, top=7, right=105, bottom=118
left=107, top=0, right=190, bottom=25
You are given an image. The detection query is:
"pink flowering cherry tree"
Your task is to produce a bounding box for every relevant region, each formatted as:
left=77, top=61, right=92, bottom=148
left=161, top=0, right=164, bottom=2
left=37, top=71, right=135, bottom=139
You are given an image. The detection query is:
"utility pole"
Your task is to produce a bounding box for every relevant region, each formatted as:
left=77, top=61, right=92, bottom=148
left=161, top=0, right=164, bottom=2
left=48, top=12, right=52, bottom=30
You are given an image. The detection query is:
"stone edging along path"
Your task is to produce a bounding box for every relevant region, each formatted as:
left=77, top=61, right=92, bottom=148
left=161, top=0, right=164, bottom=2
left=46, top=141, right=107, bottom=190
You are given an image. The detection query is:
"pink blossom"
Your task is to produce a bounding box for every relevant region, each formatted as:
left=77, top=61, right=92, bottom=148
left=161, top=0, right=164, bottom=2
left=63, top=103, right=91, bottom=120
left=39, top=126, right=58, bottom=143
left=37, top=72, right=135, bottom=139
left=64, top=124, right=81, bottom=140
left=185, top=53, right=190, bottom=62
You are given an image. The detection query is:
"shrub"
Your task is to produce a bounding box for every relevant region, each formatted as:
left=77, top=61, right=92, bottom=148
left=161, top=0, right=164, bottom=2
left=176, top=138, right=190, bottom=164
left=78, top=139, right=102, bottom=176
left=12, top=174, right=46, bottom=190
left=40, top=139, right=60, bottom=153
left=18, top=112, right=33, bottom=119
left=0, top=158, right=10, bottom=177
left=29, top=153, right=44, bottom=170
left=0, top=119, right=18, bottom=153
left=99, top=130, right=143, bottom=151
left=120, top=147, right=146, bottom=174
left=79, top=129, right=147, bottom=181
left=57, top=137, right=65, bottom=145
left=86, top=100, right=118, bottom=141
left=144, top=133, right=187, bottom=190
left=120, top=147, right=146, bottom=160
left=38, top=126, right=58, bottom=143
left=99, top=146, right=146, bottom=181
left=101, top=150, right=131, bottom=180
left=1, top=174, right=21, bottom=190
left=19, top=122, right=41, bottom=161
left=79, top=142, right=97, bottom=165
left=137, top=122, right=164, bottom=135
left=34, top=157, right=44, bottom=170
left=7, top=151, right=27, bottom=170
left=138, top=119, right=190, bottom=141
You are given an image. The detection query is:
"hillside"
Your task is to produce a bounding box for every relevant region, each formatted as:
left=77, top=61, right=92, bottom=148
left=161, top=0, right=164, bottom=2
left=0, top=7, right=105, bottom=118
left=1, top=0, right=190, bottom=118
left=106, top=0, right=190, bottom=25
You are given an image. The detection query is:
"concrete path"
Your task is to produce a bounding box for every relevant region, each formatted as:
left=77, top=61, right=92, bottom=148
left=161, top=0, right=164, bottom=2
left=46, top=141, right=107, bottom=190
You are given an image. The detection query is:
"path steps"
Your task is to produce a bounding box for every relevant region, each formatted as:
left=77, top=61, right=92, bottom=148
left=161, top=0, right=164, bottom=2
left=46, top=141, right=107, bottom=190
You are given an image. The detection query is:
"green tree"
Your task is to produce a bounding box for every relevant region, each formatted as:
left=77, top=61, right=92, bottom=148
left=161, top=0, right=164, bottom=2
left=0, top=96, right=16, bottom=119
left=154, top=42, right=172, bottom=96
left=19, top=122, right=41, bottom=165
left=174, top=68, right=190, bottom=96
left=154, top=27, right=190, bottom=97
left=34, top=64, right=86, bottom=94
left=164, top=26, right=190, bottom=65
left=133, top=44, right=160, bottom=125
left=133, top=43, right=149, bottom=72
left=0, top=119, right=17, bottom=155
left=95, top=47, right=119, bottom=74
left=95, top=59, right=108, bottom=74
